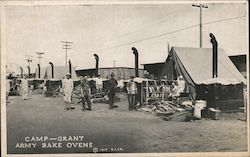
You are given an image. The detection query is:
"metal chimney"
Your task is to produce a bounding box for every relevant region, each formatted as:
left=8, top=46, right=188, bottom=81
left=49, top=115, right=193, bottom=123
left=69, top=60, right=72, bottom=78
left=38, top=64, right=41, bottom=78
left=49, top=62, right=54, bottom=79
left=94, top=54, right=99, bottom=76
left=20, top=67, right=23, bottom=78
left=27, top=66, right=30, bottom=78
left=210, top=33, right=218, bottom=78
left=167, top=42, right=170, bottom=56
left=132, top=47, right=139, bottom=77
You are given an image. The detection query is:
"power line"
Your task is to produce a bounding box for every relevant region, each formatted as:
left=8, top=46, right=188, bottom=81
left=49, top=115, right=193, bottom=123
left=99, top=15, right=246, bottom=52
left=36, top=52, right=45, bottom=66
left=68, top=24, right=198, bottom=58
left=69, top=15, right=246, bottom=58
left=102, top=24, right=199, bottom=51
left=61, top=40, right=73, bottom=67
left=25, top=55, right=33, bottom=66
left=104, top=6, right=186, bottom=42
left=202, top=15, right=246, bottom=25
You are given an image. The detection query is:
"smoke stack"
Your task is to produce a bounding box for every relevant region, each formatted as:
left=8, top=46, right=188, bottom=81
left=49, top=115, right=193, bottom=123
left=69, top=60, right=72, bottom=78
left=27, top=66, right=30, bottom=78
left=20, top=67, right=23, bottom=78
left=167, top=42, right=170, bottom=56
left=94, top=54, right=99, bottom=76
left=210, top=33, right=218, bottom=78
left=132, top=47, right=139, bottom=77
left=38, top=64, right=41, bottom=78
left=49, top=62, right=54, bottom=79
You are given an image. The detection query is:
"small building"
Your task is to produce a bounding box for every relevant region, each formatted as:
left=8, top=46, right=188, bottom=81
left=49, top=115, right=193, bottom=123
left=75, top=67, right=145, bottom=80
left=142, top=62, right=165, bottom=79
left=229, top=54, right=247, bottom=78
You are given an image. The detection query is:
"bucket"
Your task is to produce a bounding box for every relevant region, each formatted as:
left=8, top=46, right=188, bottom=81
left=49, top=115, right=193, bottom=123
left=193, top=100, right=207, bottom=119
left=195, top=100, right=207, bottom=108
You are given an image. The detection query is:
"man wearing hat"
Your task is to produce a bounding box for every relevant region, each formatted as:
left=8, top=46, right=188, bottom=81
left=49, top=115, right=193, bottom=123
left=127, top=76, right=137, bottom=110
left=107, top=72, right=118, bottom=109
left=80, top=76, right=92, bottom=111
left=177, top=75, right=185, bottom=93
left=62, top=73, right=74, bottom=111
left=95, top=74, right=103, bottom=93
left=21, top=75, right=29, bottom=100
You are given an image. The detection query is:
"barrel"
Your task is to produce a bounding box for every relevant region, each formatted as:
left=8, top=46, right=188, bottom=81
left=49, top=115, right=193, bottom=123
left=196, top=100, right=207, bottom=108
left=193, top=100, right=207, bottom=118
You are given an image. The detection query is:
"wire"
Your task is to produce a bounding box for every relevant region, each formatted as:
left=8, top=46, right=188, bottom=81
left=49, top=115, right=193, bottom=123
left=102, top=24, right=199, bottom=51
left=69, top=15, right=246, bottom=57
left=69, top=24, right=199, bottom=57
left=104, top=6, right=186, bottom=42
left=203, top=15, right=246, bottom=25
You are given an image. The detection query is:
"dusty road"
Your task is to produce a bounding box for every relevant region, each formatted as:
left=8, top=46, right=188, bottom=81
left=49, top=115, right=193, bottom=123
left=6, top=93, right=248, bottom=154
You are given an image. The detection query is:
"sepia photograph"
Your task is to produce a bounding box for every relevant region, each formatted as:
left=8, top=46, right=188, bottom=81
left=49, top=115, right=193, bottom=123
left=1, top=0, right=249, bottom=156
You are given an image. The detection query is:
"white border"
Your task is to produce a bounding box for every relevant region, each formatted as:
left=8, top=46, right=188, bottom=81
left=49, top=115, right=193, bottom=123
left=1, top=1, right=249, bottom=157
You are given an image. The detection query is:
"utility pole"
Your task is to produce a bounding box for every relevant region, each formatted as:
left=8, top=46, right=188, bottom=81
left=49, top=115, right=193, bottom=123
left=36, top=52, right=45, bottom=65
left=61, top=41, right=73, bottom=67
left=25, top=55, right=33, bottom=67
left=192, top=3, right=208, bottom=48
left=113, top=60, right=116, bottom=68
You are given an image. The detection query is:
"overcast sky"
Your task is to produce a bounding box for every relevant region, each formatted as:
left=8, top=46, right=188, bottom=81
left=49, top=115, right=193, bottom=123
left=5, top=3, right=247, bottom=73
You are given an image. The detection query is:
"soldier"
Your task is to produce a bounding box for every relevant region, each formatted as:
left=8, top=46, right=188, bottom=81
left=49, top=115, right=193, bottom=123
left=21, top=75, right=29, bottom=100
left=80, top=76, right=92, bottom=111
left=127, top=76, right=137, bottom=110
left=107, top=73, right=118, bottom=109
left=95, top=74, right=103, bottom=93
left=62, top=73, right=74, bottom=111
left=117, top=75, right=124, bottom=92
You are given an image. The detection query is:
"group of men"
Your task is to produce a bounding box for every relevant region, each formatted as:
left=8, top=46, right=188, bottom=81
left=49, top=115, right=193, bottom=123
left=62, top=72, right=121, bottom=111
left=16, top=73, right=185, bottom=112
left=6, top=76, right=29, bottom=102
left=168, top=75, right=186, bottom=99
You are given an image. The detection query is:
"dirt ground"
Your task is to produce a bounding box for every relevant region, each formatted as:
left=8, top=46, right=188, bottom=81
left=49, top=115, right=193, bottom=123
left=6, top=93, right=248, bottom=154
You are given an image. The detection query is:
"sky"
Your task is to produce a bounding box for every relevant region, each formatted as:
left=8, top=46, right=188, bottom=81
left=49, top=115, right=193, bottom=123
left=4, top=2, right=248, bottom=74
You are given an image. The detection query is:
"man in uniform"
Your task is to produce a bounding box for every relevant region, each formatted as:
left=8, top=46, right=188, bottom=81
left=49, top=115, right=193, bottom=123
left=107, top=73, right=118, bottom=109
left=21, top=75, right=29, bottom=100
left=177, top=75, right=185, bottom=93
left=80, top=76, right=92, bottom=111
left=62, top=73, right=74, bottom=111
left=95, top=74, right=103, bottom=93
left=127, top=76, right=137, bottom=110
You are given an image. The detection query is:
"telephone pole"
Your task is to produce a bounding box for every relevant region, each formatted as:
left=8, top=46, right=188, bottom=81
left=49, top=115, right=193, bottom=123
left=61, top=41, right=73, bottom=67
left=192, top=3, right=208, bottom=48
left=25, top=55, right=33, bottom=67
left=113, top=60, right=116, bottom=67
left=36, top=52, right=45, bottom=65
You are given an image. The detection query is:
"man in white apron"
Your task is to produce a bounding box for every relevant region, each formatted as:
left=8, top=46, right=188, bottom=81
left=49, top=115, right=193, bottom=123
left=21, top=76, right=29, bottom=100
left=62, top=73, right=74, bottom=111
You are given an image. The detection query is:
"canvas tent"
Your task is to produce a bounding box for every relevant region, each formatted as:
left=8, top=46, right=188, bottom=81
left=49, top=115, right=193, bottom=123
left=159, top=47, right=246, bottom=111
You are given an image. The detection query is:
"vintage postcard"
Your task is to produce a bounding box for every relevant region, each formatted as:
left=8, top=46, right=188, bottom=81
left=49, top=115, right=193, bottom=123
left=1, top=0, right=249, bottom=157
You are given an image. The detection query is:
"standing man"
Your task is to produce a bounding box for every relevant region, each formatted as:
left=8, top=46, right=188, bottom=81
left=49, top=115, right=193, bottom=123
left=21, top=75, right=29, bottom=100
left=107, top=72, right=118, bottom=109
left=6, top=79, right=11, bottom=103
left=62, top=73, right=74, bottom=111
left=80, top=76, right=92, bottom=111
left=95, top=74, right=103, bottom=93
left=127, top=76, right=137, bottom=110
left=177, top=75, right=185, bottom=93
left=117, top=76, right=124, bottom=92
